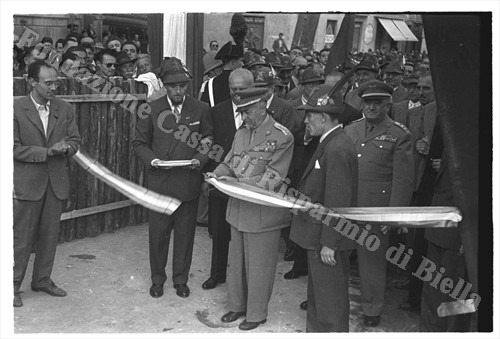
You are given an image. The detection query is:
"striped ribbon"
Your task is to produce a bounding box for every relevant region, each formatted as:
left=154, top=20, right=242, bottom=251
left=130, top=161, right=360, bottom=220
left=206, top=177, right=461, bottom=228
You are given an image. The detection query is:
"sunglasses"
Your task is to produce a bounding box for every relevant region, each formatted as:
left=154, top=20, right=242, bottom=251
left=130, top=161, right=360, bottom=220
left=104, top=63, right=116, bottom=68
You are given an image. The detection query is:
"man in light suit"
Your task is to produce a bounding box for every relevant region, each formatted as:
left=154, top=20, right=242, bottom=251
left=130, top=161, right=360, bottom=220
left=201, top=68, right=255, bottom=290
left=390, top=73, right=421, bottom=124
left=290, top=86, right=358, bottom=332
left=344, top=80, right=414, bottom=327
left=133, top=57, right=213, bottom=299
left=14, top=60, right=81, bottom=307
left=206, top=87, right=294, bottom=331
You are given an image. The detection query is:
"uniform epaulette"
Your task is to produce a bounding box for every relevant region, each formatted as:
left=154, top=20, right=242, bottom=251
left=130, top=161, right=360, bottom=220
left=346, top=117, right=365, bottom=126
left=394, top=121, right=410, bottom=134
left=274, top=122, right=290, bottom=136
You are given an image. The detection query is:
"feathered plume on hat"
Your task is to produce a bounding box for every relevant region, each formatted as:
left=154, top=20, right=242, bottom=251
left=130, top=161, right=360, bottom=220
left=229, top=13, right=248, bottom=45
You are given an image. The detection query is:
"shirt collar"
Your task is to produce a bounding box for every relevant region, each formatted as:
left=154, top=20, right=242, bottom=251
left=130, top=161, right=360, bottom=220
left=167, top=95, right=185, bottom=111
left=320, top=124, right=343, bottom=143
left=30, top=93, right=50, bottom=110
left=266, top=93, right=274, bottom=108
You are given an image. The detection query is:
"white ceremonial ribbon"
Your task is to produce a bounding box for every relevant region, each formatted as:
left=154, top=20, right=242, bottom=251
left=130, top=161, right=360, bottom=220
left=205, top=177, right=461, bottom=228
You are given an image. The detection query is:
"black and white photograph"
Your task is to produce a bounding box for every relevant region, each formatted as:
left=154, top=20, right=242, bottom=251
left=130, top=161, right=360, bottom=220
left=0, top=1, right=497, bottom=337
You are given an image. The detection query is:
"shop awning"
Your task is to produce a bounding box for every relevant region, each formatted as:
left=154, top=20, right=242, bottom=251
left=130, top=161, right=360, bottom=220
left=378, top=18, right=418, bottom=42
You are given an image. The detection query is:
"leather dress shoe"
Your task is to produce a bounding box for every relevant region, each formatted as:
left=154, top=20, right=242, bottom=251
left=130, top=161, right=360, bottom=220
left=174, top=283, right=190, bottom=298
left=284, top=269, right=307, bottom=280
left=363, top=315, right=380, bottom=327
left=299, top=300, right=308, bottom=310
left=31, top=283, right=67, bottom=297
left=221, top=311, right=246, bottom=323
left=398, top=301, right=420, bottom=312
left=149, top=284, right=164, bottom=298
left=14, top=293, right=23, bottom=307
left=239, top=319, right=267, bottom=330
left=202, top=277, right=225, bottom=290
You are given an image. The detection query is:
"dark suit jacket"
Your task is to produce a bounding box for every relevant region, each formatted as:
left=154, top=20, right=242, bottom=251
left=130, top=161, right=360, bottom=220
left=133, top=95, right=212, bottom=202
left=14, top=96, right=81, bottom=201
left=272, top=38, right=289, bottom=54
left=199, top=70, right=231, bottom=107
left=290, top=128, right=358, bottom=251
left=205, top=99, right=237, bottom=199
left=267, top=94, right=301, bottom=137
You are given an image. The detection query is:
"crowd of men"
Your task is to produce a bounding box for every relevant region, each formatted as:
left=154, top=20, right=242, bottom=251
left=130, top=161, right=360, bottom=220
left=13, top=26, right=473, bottom=333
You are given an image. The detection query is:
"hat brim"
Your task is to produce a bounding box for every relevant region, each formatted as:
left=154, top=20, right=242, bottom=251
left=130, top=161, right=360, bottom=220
left=204, top=60, right=223, bottom=74
left=235, top=99, right=262, bottom=112
left=301, top=77, right=325, bottom=85
left=298, top=104, right=345, bottom=115
left=162, top=74, right=192, bottom=84
left=116, top=60, right=134, bottom=66
left=360, top=93, right=392, bottom=99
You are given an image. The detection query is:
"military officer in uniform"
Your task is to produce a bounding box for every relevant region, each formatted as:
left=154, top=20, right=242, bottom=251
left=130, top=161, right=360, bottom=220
left=344, top=80, right=414, bottom=327
left=206, top=87, right=294, bottom=331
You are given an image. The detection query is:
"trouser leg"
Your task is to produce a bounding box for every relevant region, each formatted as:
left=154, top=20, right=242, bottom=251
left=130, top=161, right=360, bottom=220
left=31, top=184, right=62, bottom=288
left=172, top=198, right=199, bottom=285
left=357, top=232, right=389, bottom=316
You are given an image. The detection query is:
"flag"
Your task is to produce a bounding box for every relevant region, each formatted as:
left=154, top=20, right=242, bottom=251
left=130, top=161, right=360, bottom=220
left=324, top=14, right=355, bottom=75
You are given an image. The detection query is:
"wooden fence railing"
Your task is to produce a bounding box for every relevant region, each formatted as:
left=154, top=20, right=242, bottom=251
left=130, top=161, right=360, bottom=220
left=14, top=76, right=151, bottom=243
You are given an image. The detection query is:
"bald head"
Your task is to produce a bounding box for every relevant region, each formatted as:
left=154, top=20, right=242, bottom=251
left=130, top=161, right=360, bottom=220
left=229, top=68, right=254, bottom=95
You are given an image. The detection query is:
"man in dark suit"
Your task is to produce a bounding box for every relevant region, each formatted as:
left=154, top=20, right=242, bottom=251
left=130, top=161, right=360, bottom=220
left=199, top=41, right=244, bottom=107
left=14, top=60, right=81, bottom=307
left=133, top=57, right=213, bottom=299
left=290, top=87, right=358, bottom=332
left=344, top=80, right=414, bottom=327
left=285, top=66, right=326, bottom=278
left=207, top=87, right=294, bottom=331
left=201, top=68, right=255, bottom=290
left=272, top=33, right=289, bottom=54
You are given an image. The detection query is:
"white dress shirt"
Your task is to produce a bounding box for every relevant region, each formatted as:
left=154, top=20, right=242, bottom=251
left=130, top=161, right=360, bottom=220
left=30, top=93, right=50, bottom=136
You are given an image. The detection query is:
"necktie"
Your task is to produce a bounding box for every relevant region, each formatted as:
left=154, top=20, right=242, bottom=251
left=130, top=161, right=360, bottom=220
left=173, top=105, right=180, bottom=123
left=249, top=129, right=256, bottom=145
left=366, top=124, right=374, bottom=137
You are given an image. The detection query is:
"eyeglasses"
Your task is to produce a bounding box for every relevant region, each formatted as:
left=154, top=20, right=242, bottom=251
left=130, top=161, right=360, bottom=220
left=104, top=63, right=116, bottom=68
left=39, top=80, right=61, bottom=88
